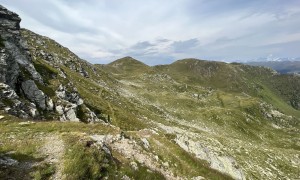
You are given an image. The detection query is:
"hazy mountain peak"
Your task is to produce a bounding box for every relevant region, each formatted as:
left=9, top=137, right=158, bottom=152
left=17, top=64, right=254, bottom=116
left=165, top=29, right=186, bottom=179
left=108, top=56, right=148, bottom=67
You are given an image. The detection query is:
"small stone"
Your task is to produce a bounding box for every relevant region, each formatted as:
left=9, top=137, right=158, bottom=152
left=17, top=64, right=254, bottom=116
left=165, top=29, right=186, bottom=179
left=102, top=144, right=112, bottom=156
left=141, top=138, right=150, bottom=149
left=130, top=161, right=138, bottom=171
left=55, top=105, right=64, bottom=115
left=65, top=108, right=79, bottom=122
left=18, top=121, right=34, bottom=125
left=162, top=161, right=169, bottom=168
left=121, top=175, right=131, bottom=180
left=46, top=97, right=54, bottom=111
left=191, top=176, right=205, bottom=180
left=0, top=156, right=18, bottom=167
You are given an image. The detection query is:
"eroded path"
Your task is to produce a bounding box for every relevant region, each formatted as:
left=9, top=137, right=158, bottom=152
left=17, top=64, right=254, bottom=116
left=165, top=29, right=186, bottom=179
left=40, top=134, right=65, bottom=180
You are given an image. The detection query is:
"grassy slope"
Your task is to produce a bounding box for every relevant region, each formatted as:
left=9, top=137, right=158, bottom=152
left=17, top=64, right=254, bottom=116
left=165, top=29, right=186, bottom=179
left=0, top=113, right=234, bottom=180
left=13, top=30, right=300, bottom=179
left=100, top=58, right=300, bottom=179
left=10, top=30, right=235, bottom=179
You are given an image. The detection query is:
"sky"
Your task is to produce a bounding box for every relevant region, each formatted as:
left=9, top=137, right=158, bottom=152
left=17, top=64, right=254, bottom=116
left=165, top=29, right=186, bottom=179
left=1, top=0, right=300, bottom=65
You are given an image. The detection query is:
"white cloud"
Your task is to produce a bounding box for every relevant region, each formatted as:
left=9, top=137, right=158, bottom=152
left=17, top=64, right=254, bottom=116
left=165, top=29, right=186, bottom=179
left=0, top=0, right=300, bottom=64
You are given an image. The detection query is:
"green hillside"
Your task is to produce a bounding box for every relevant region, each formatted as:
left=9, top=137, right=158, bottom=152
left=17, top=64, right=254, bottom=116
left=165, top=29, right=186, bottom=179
left=0, top=5, right=299, bottom=179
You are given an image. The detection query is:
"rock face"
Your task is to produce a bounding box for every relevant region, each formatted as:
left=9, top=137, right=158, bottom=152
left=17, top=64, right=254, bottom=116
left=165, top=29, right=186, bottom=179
left=0, top=5, right=49, bottom=119
left=0, top=5, right=100, bottom=122
left=0, top=5, right=42, bottom=88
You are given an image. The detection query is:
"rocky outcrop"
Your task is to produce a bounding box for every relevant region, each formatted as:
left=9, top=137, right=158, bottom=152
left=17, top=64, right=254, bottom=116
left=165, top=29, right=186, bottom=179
left=55, top=84, right=99, bottom=122
left=90, top=134, right=181, bottom=179
left=175, top=135, right=245, bottom=180
left=0, top=5, right=46, bottom=119
left=0, top=5, right=100, bottom=122
left=55, top=84, right=81, bottom=121
left=0, top=5, right=20, bottom=30
left=0, top=83, right=38, bottom=118
left=0, top=5, right=42, bottom=88
left=56, top=84, right=83, bottom=105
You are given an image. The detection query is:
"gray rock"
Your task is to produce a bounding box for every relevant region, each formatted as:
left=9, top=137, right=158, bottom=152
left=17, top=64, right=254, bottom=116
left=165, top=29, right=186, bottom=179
left=55, top=105, right=64, bottom=115
left=102, top=144, right=112, bottom=156
left=141, top=138, right=150, bottom=149
left=67, top=92, right=83, bottom=105
left=46, top=97, right=54, bottom=111
left=0, top=5, right=47, bottom=119
left=64, top=104, right=79, bottom=122
left=79, top=67, right=89, bottom=78
left=0, top=83, right=18, bottom=99
left=121, top=175, right=131, bottom=180
left=83, top=106, right=100, bottom=123
left=0, top=5, right=21, bottom=30
left=21, top=80, right=46, bottom=110
left=56, top=84, right=84, bottom=105
left=27, top=103, right=38, bottom=117
left=56, top=84, right=66, bottom=99
left=130, top=161, right=138, bottom=171
left=0, top=82, right=37, bottom=118
left=0, top=5, right=43, bottom=88
left=0, top=156, right=18, bottom=167
left=175, top=135, right=245, bottom=180
left=162, top=161, right=169, bottom=168
left=59, top=114, right=67, bottom=121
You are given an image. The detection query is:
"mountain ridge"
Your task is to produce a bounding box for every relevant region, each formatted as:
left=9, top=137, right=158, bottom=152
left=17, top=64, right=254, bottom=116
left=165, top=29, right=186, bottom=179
left=0, top=5, right=299, bottom=180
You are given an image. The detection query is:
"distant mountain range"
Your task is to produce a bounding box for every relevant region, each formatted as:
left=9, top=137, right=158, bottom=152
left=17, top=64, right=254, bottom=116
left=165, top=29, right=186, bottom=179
left=245, top=60, right=300, bottom=74
left=249, top=57, right=300, bottom=62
